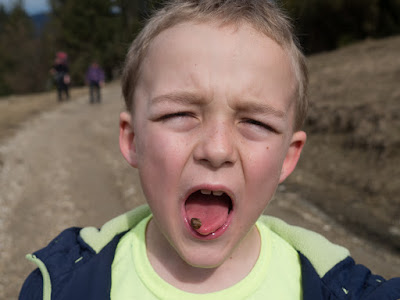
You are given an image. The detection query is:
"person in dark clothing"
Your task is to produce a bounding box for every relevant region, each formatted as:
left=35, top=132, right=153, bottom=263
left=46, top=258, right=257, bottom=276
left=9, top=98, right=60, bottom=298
left=85, top=62, right=105, bottom=104
left=50, top=54, right=70, bottom=101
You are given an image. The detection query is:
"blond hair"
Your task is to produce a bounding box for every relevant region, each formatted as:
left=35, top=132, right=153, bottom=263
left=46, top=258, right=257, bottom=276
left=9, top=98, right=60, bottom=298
left=122, top=0, right=308, bottom=130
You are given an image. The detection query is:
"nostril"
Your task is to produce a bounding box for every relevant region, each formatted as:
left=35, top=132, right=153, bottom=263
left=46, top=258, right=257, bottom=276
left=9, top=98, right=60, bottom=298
left=193, top=127, right=237, bottom=168
left=199, top=143, right=236, bottom=167
left=197, top=157, right=235, bottom=169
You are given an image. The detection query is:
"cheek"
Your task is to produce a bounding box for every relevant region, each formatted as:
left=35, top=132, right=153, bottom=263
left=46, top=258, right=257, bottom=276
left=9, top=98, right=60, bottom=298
left=243, top=144, right=286, bottom=200
left=137, top=130, right=189, bottom=198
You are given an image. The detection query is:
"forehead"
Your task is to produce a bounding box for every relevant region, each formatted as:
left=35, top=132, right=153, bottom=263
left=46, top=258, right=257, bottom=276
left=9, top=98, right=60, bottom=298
left=146, top=20, right=290, bottom=66
left=135, top=21, right=296, bottom=115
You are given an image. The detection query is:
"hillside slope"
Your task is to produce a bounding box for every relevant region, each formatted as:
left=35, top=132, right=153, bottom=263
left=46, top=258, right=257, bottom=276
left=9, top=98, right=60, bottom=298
left=286, top=35, right=400, bottom=250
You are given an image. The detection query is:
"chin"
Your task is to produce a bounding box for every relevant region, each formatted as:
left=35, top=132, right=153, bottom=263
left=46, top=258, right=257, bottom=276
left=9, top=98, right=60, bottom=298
left=178, top=244, right=231, bottom=269
left=185, top=257, right=225, bottom=269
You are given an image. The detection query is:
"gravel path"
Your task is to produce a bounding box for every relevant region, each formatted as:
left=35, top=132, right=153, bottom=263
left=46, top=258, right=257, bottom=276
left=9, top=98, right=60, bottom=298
left=0, top=83, right=399, bottom=298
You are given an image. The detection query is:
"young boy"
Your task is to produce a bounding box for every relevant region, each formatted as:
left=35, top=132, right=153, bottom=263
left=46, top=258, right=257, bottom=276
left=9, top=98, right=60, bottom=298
left=20, top=0, right=400, bottom=299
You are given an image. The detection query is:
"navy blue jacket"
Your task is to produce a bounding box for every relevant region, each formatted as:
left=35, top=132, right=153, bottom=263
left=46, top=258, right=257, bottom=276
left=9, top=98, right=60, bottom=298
left=19, top=206, right=400, bottom=300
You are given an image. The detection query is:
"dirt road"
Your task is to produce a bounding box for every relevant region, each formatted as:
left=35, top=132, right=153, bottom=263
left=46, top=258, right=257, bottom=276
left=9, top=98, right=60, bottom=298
left=0, top=82, right=399, bottom=298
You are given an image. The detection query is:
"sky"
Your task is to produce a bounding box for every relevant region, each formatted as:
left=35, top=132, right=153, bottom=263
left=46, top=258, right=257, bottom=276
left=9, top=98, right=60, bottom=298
left=0, top=0, right=50, bottom=15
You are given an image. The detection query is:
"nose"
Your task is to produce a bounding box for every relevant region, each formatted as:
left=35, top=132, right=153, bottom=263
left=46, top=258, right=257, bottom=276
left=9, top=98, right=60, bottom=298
left=193, top=120, right=237, bottom=168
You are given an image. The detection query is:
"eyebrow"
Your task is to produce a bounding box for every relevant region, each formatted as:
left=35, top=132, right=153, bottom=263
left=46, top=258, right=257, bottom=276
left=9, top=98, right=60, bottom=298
left=235, top=100, right=287, bottom=119
left=150, top=91, right=206, bottom=106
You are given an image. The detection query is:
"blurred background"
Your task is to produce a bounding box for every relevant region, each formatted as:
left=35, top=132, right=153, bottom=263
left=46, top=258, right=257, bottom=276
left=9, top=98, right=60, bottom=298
left=0, top=0, right=400, bottom=95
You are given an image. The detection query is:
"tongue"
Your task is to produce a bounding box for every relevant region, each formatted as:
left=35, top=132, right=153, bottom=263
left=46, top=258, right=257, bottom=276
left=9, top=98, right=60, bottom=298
left=185, top=191, right=230, bottom=235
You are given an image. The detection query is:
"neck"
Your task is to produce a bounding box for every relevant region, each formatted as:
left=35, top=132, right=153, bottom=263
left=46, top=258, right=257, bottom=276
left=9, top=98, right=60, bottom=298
left=146, top=219, right=260, bottom=293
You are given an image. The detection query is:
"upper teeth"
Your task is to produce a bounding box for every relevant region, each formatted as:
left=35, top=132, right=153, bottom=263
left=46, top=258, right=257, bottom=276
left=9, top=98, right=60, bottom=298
left=201, top=189, right=223, bottom=196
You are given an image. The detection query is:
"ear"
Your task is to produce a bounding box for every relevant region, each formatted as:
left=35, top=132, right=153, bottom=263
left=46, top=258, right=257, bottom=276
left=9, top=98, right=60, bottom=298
left=119, top=111, right=138, bottom=168
left=279, top=131, right=306, bottom=183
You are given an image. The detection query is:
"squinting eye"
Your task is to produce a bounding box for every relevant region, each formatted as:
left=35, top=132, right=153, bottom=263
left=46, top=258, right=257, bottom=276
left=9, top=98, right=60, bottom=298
left=155, top=111, right=199, bottom=132
left=158, top=112, right=193, bottom=121
left=244, top=119, right=276, bottom=132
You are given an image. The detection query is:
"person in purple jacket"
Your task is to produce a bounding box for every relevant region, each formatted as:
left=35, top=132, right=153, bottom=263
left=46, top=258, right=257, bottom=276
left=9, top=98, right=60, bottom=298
left=85, top=61, right=105, bottom=104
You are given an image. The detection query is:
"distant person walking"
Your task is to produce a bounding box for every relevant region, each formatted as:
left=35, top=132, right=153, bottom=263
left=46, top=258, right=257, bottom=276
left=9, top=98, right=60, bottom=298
left=85, top=62, right=105, bottom=104
left=50, top=52, right=70, bottom=101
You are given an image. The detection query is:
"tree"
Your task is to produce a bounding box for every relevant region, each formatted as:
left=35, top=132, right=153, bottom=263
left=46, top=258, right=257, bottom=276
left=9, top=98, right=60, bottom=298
left=0, top=3, right=42, bottom=95
left=48, top=0, right=131, bottom=84
left=281, top=0, right=400, bottom=53
left=0, top=5, right=10, bottom=95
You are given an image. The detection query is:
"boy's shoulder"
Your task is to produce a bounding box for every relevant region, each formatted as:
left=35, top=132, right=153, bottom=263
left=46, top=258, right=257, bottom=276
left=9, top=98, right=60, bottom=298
left=258, top=215, right=349, bottom=278
left=259, top=215, right=400, bottom=299
left=28, top=205, right=151, bottom=264
left=19, top=205, right=151, bottom=300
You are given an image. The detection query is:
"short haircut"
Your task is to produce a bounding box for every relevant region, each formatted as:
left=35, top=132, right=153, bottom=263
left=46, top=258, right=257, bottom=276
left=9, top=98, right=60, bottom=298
left=122, top=0, right=308, bottom=130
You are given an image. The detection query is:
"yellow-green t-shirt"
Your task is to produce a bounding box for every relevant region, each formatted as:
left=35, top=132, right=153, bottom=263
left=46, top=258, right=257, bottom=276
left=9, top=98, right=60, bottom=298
left=111, top=215, right=302, bottom=300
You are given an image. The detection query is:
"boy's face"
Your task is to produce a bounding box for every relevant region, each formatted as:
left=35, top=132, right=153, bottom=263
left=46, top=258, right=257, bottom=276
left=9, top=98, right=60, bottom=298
left=120, top=22, right=306, bottom=268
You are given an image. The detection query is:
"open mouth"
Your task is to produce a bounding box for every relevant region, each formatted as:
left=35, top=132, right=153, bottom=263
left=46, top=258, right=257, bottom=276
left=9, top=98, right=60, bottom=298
left=185, top=189, right=233, bottom=237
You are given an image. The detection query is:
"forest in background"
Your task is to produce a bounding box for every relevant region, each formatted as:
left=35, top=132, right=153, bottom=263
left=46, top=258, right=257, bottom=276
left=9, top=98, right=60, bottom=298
left=0, top=0, right=400, bottom=96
